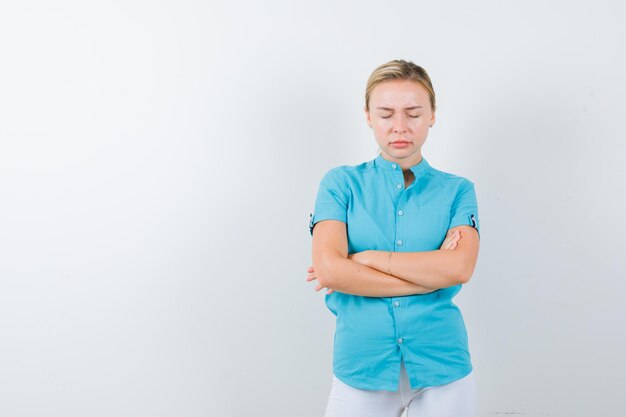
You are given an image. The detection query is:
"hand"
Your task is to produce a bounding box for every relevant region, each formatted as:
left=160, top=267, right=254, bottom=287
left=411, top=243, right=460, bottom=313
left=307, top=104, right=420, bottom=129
left=306, top=266, right=334, bottom=294
left=440, top=229, right=461, bottom=250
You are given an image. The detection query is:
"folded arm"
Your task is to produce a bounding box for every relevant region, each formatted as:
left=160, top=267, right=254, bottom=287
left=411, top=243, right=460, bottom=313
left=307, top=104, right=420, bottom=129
left=309, top=220, right=436, bottom=297
left=350, top=225, right=480, bottom=289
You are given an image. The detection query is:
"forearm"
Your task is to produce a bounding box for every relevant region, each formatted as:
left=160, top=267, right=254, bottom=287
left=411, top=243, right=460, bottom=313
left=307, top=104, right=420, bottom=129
left=364, top=250, right=469, bottom=289
left=317, top=256, right=435, bottom=297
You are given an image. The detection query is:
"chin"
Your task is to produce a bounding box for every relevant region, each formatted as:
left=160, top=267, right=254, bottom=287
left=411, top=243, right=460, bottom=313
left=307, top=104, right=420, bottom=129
left=386, top=147, right=415, bottom=155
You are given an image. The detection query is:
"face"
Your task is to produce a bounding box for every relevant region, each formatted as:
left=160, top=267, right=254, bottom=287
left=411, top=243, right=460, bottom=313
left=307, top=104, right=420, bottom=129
left=366, top=79, right=435, bottom=167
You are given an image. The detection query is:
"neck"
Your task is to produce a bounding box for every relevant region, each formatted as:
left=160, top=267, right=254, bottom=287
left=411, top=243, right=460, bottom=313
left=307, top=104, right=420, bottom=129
left=381, top=152, right=423, bottom=171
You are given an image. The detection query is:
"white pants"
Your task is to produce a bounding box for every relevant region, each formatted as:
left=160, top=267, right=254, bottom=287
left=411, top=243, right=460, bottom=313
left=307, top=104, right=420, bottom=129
left=324, top=362, right=476, bottom=417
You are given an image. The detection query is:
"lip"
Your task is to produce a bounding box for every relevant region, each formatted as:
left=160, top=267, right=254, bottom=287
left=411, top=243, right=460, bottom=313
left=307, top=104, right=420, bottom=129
left=391, top=141, right=411, bottom=147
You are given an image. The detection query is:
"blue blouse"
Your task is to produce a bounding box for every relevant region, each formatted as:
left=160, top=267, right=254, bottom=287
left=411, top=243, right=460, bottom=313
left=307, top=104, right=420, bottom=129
left=309, top=153, right=480, bottom=391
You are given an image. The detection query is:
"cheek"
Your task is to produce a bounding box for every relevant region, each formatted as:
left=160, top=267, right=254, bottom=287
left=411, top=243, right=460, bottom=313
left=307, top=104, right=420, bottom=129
left=374, top=120, right=392, bottom=131
left=371, top=124, right=386, bottom=136
left=410, top=118, right=428, bottom=129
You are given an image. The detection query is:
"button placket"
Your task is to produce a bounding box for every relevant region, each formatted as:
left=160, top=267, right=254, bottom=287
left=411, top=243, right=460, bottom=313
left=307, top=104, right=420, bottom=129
left=390, top=298, right=404, bottom=349
left=394, top=186, right=407, bottom=250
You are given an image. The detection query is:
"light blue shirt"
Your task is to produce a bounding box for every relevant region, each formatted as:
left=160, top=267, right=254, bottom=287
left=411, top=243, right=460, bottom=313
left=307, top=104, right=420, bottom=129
left=309, top=153, right=480, bottom=391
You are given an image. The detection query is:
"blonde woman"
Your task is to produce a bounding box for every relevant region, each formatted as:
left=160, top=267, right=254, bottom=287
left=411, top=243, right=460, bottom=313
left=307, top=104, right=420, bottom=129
left=307, top=60, right=480, bottom=417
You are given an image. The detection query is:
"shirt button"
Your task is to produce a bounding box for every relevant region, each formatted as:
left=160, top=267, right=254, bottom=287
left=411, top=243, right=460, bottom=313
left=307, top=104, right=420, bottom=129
left=393, top=301, right=400, bottom=307
left=397, top=210, right=404, bottom=216
left=397, top=240, right=403, bottom=246
left=391, top=164, right=397, bottom=169
left=396, top=184, right=402, bottom=189
left=397, top=337, right=404, bottom=344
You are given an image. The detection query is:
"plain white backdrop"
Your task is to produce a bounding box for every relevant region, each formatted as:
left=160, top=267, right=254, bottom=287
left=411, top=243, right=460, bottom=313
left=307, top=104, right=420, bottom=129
left=1, top=1, right=625, bottom=416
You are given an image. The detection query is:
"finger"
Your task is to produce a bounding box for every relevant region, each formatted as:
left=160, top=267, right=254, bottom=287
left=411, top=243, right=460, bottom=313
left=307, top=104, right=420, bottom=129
left=326, top=289, right=334, bottom=295
left=444, top=230, right=459, bottom=243
left=307, top=266, right=314, bottom=272
left=306, top=275, right=317, bottom=282
left=446, top=235, right=460, bottom=250
left=314, top=284, right=323, bottom=291
left=447, top=234, right=460, bottom=249
left=442, top=235, right=455, bottom=250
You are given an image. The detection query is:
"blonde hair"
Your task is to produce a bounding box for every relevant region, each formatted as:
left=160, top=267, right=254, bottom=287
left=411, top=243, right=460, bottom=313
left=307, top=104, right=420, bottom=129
left=365, top=60, right=436, bottom=112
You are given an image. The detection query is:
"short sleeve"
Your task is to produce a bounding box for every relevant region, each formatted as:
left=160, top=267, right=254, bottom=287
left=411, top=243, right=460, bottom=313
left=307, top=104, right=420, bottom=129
left=309, top=169, right=349, bottom=236
left=448, top=179, right=480, bottom=237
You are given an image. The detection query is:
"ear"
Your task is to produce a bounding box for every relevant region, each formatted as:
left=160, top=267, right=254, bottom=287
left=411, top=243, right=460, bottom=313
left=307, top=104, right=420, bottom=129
left=429, top=111, right=436, bottom=127
left=365, top=107, right=372, bottom=128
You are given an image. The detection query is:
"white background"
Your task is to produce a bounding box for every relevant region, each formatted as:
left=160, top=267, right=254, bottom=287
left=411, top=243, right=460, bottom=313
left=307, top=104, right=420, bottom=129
left=1, top=1, right=625, bottom=416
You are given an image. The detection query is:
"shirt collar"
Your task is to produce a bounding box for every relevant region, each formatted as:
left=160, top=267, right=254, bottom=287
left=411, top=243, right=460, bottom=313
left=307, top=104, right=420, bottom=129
left=374, top=153, right=431, bottom=176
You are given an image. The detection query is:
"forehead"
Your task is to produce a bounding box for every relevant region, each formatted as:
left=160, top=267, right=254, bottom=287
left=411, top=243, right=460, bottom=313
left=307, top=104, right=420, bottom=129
left=370, top=79, right=430, bottom=108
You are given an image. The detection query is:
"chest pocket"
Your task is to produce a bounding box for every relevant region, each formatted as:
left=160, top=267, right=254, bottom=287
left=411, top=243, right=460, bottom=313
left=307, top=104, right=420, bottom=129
left=409, top=205, right=451, bottom=251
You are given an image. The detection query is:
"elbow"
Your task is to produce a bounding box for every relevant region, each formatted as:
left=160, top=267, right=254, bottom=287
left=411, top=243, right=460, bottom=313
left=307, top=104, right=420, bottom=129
left=456, top=263, right=476, bottom=285
left=452, top=253, right=476, bottom=285
left=457, top=271, right=472, bottom=285
left=313, top=256, right=342, bottom=288
left=316, top=271, right=334, bottom=289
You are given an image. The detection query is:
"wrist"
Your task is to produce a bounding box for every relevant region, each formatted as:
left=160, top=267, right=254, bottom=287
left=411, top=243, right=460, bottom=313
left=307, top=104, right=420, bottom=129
left=360, top=250, right=373, bottom=267
left=372, top=250, right=387, bottom=271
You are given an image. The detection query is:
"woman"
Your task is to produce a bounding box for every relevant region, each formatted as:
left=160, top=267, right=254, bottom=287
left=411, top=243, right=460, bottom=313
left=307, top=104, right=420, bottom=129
left=306, top=60, right=481, bottom=417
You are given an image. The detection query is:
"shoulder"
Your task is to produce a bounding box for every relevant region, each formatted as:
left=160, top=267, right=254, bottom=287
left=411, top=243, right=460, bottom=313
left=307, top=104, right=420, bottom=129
left=427, top=164, right=476, bottom=190
left=320, top=160, right=375, bottom=182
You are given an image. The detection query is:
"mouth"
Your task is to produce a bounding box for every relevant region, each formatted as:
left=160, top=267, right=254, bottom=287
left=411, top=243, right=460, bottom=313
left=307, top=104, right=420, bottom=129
left=391, top=141, right=411, bottom=147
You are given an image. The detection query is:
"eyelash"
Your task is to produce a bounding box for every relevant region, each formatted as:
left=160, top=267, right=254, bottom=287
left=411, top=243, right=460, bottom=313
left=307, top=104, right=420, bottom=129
left=380, top=115, right=420, bottom=119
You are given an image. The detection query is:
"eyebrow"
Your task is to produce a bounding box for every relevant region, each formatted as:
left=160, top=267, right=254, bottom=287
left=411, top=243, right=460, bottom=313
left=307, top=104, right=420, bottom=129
left=375, top=106, right=423, bottom=111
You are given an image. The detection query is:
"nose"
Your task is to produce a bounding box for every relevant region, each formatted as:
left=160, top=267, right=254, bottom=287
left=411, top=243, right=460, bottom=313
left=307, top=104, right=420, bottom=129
left=392, top=114, right=408, bottom=133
